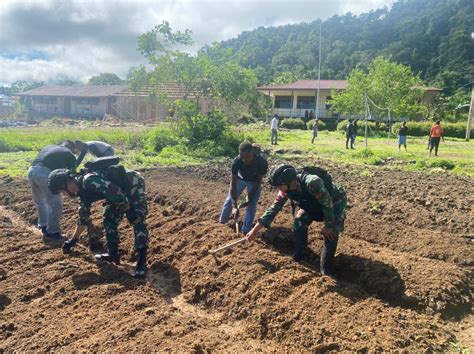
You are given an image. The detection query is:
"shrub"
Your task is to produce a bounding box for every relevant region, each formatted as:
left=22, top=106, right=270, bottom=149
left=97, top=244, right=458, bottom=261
left=306, top=120, right=327, bottom=131
left=429, top=159, right=456, bottom=170
left=177, top=108, right=230, bottom=146
left=237, top=113, right=256, bottom=125
left=280, top=118, right=306, bottom=130
left=392, top=121, right=473, bottom=138
left=337, top=120, right=388, bottom=136
left=146, top=126, right=179, bottom=153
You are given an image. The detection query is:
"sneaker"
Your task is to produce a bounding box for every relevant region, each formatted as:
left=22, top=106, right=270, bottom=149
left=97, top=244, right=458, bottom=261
left=62, top=238, right=78, bottom=254
left=44, top=232, right=62, bottom=240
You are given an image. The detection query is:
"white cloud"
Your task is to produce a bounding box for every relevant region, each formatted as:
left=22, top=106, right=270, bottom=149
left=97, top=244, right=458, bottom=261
left=0, top=0, right=392, bottom=84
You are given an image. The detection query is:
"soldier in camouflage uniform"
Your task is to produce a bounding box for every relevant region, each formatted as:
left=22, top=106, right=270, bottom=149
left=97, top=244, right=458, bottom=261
left=245, top=164, right=347, bottom=278
left=48, top=167, right=149, bottom=278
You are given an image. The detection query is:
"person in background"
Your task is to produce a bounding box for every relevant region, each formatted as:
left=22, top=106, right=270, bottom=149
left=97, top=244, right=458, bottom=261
left=271, top=114, right=279, bottom=145
left=398, top=122, right=408, bottom=151
left=27, top=141, right=76, bottom=239
left=311, top=119, right=319, bottom=144
left=345, top=120, right=355, bottom=149
left=429, top=120, right=444, bottom=156
left=74, top=140, right=115, bottom=167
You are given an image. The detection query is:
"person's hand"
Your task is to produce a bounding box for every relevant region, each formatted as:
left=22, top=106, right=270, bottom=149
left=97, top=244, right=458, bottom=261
left=231, top=207, right=240, bottom=221
left=321, top=226, right=335, bottom=241
left=245, top=228, right=257, bottom=242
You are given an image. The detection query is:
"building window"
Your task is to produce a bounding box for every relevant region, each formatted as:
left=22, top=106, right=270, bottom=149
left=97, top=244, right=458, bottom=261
left=297, top=96, right=316, bottom=109
left=73, top=97, right=100, bottom=105
left=35, top=96, right=57, bottom=104
left=325, top=96, right=332, bottom=110
left=274, top=96, right=292, bottom=109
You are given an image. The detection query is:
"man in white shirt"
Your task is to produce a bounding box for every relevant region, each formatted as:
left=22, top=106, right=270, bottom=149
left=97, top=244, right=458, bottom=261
left=271, top=114, right=279, bottom=145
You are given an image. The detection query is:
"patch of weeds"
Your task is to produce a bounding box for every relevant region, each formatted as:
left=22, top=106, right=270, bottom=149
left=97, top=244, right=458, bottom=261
left=449, top=341, right=470, bottom=354
left=429, top=158, right=456, bottom=170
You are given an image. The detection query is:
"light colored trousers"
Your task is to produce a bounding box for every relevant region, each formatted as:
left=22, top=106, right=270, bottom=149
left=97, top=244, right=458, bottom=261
left=27, top=166, right=63, bottom=234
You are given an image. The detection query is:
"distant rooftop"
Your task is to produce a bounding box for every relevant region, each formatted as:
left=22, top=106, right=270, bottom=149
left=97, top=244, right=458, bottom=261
left=17, top=85, right=128, bottom=97
left=15, top=83, right=198, bottom=98
left=257, top=80, right=441, bottom=92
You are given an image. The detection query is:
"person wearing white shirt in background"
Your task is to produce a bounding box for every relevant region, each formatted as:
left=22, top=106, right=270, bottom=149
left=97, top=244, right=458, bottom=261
left=271, top=114, right=279, bottom=145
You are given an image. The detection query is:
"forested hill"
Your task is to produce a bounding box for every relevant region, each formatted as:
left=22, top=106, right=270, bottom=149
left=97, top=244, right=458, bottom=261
left=220, top=0, right=473, bottom=94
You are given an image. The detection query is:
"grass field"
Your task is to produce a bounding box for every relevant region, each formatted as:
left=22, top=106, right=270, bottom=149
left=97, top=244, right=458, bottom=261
left=0, top=125, right=473, bottom=177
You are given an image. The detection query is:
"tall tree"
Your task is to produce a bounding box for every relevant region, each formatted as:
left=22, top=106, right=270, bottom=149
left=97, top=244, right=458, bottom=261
left=330, top=57, right=427, bottom=119
left=88, top=73, right=123, bottom=85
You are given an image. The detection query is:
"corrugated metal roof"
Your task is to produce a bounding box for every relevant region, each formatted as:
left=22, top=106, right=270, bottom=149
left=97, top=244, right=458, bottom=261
left=17, top=85, right=129, bottom=97
left=257, top=80, right=348, bottom=91
left=113, top=82, right=198, bottom=98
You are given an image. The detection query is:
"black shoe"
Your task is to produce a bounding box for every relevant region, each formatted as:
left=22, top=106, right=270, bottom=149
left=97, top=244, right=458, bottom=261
left=95, top=243, right=120, bottom=265
left=44, top=232, right=62, bottom=240
left=133, top=248, right=147, bottom=278
left=62, top=238, right=78, bottom=254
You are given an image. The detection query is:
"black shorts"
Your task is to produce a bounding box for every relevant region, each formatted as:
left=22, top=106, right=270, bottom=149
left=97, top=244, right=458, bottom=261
left=431, top=137, right=441, bottom=149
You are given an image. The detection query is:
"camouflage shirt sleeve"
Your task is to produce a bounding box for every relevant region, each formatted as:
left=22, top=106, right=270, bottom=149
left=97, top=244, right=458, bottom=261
left=304, top=175, right=336, bottom=230
left=78, top=198, right=92, bottom=226
left=258, top=191, right=289, bottom=228
left=82, top=173, right=128, bottom=205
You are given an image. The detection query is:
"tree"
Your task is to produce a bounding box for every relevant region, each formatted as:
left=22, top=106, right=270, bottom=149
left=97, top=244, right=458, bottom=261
left=3, top=80, right=44, bottom=95
left=88, top=73, right=123, bottom=85
left=330, top=57, right=427, bottom=119
left=130, top=25, right=258, bottom=117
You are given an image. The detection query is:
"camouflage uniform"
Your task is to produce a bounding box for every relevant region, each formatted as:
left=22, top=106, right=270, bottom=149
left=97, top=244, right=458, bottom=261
left=77, top=170, right=148, bottom=250
left=259, top=173, right=347, bottom=274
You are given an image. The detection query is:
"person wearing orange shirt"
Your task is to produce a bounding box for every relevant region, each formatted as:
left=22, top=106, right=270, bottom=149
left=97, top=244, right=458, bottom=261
left=429, top=120, right=444, bottom=156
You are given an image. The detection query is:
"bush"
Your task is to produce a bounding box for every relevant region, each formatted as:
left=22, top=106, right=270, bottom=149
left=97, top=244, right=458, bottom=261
left=177, top=108, right=230, bottom=146
left=146, top=126, right=179, bottom=153
left=280, top=118, right=306, bottom=130
left=237, top=113, right=256, bottom=125
left=392, top=121, right=473, bottom=138
left=306, top=120, right=327, bottom=131
left=337, top=120, right=388, bottom=136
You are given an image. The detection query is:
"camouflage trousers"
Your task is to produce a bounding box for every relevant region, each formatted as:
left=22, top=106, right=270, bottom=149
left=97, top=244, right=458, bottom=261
left=293, top=187, right=347, bottom=274
left=103, top=172, right=149, bottom=250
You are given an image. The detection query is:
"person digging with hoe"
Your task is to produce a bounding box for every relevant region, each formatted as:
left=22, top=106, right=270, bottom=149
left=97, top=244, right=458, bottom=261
left=219, top=141, right=268, bottom=235
left=245, top=164, right=347, bottom=278
left=47, top=158, right=149, bottom=278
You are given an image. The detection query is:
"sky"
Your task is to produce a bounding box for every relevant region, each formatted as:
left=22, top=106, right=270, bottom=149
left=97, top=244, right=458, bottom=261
left=0, top=0, right=392, bottom=85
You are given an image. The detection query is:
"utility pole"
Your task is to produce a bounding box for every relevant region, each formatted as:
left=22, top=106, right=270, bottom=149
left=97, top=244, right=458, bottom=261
left=466, top=88, right=473, bottom=141
left=315, top=20, right=322, bottom=119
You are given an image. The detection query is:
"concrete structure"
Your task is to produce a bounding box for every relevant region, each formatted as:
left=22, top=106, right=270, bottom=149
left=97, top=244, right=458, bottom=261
left=16, top=83, right=211, bottom=121
left=257, top=80, right=442, bottom=119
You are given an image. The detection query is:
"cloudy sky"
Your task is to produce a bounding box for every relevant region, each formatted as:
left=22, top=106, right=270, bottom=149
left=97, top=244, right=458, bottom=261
left=0, top=0, right=392, bottom=85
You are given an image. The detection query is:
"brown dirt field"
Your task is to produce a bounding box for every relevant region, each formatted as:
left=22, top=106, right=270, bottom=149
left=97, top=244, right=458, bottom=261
left=0, top=161, right=473, bottom=352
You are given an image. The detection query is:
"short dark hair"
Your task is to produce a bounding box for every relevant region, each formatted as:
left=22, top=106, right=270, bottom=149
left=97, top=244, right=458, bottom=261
left=239, top=141, right=254, bottom=153
left=61, top=140, right=76, bottom=151
left=436, top=120, right=441, bottom=125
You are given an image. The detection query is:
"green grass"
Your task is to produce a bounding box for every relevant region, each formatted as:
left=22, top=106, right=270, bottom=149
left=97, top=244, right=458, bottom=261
left=243, top=129, right=474, bottom=177
left=1, top=125, right=473, bottom=178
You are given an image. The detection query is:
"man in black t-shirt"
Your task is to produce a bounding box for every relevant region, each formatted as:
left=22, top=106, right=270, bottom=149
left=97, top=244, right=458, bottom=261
left=219, top=141, right=268, bottom=234
left=27, top=141, right=76, bottom=239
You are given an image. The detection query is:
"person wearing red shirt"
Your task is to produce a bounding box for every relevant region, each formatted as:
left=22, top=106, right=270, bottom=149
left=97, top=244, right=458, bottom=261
left=429, top=120, right=444, bottom=156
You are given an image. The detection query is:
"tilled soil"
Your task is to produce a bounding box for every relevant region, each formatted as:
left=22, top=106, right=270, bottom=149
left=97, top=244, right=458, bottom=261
left=0, top=161, right=473, bottom=351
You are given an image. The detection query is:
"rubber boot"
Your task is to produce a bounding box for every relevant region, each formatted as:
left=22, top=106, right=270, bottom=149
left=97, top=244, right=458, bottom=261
left=95, top=243, right=120, bottom=265
left=133, top=248, right=147, bottom=279
left=62, top=237, right=78, bottom=254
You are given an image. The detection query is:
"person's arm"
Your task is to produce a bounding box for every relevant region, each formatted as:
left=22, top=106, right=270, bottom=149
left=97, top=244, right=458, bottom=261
left=247, top=174, right=262, bottom=204
left=230, top=174, right=238, bottom=208
left=83, top=175, right=128, bottom=205
left=75, top=148, right=87, bottom=167
left=441, top=127, right=445, bottom=141
left=306, top=176, right=337, bottom=240
left=246, top=190, right=288, bottom=241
